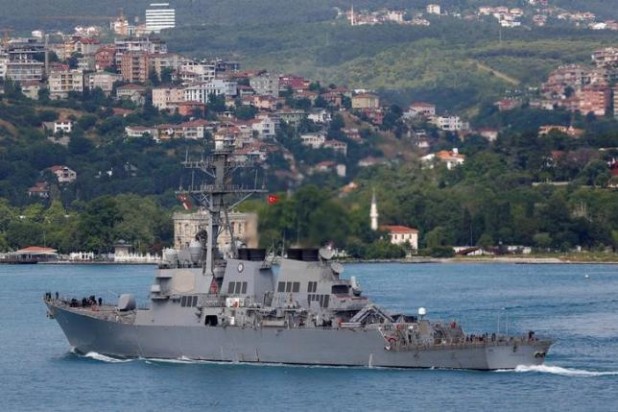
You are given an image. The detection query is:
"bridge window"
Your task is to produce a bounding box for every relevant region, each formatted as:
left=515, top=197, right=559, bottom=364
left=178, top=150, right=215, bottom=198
left=277, top=282, right=285, bottom=292
left=228, top=281, right=249, bottom=295
left=331, top=285, right=349, bottom=295
left=307, top=281, right=317, bottom=293
left=307, top=294, right=330, bottom=308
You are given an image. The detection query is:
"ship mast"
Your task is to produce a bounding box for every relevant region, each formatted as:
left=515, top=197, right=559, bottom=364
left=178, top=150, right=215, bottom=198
left=179, top=135, right=265, bottom=286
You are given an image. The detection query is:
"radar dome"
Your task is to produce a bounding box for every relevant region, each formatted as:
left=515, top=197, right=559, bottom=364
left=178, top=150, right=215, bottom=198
left=163, top=248, right=178, bottom=264
left=418, top=307, right=427, bottom=317
left=189, top=240, right=202, bottom=264
left=319, top=246, right=335, bottom=261
left=117, top=294, right=136, bottom=311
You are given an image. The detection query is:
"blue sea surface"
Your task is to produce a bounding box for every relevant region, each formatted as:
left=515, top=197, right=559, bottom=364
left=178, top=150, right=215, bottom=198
left=1, top=262, right=617, bottom=411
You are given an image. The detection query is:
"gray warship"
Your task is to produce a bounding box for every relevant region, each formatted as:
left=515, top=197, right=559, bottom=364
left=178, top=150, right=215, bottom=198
left=45, top=136, right=552, bottom=370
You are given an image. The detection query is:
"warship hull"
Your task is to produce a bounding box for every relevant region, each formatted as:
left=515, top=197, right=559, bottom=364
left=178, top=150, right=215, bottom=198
left=48, top=303, right=550, bottom=370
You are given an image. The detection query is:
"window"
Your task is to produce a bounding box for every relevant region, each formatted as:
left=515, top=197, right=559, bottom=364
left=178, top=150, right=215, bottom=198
left=292, top=282, right=300, bottom=293
left=307, top=294, right=330, bottom=308
left=180, top=296, right=187, bottom=307
left=307, top=281, right=317, bottom=293
left=307, top=294, right=316, bottom=305
left=226, top=282, right=249, bottom=295
left=277, top=282, right=285, bottom=293
left=285, top=282, right=292, bottom=293
left=192, top=296, right=198, bottom=307
left=331, top=285, right=349, bottom=295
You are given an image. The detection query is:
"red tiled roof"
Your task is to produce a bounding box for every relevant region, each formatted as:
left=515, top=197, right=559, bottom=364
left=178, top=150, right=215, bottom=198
left=381, top=225, right=418, bottom=234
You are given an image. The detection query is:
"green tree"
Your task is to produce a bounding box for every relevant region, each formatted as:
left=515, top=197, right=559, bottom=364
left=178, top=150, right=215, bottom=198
left=76, top=196, right=123, bottom=253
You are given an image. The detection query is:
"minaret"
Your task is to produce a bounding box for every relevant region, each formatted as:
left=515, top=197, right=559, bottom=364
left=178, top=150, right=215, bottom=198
left=350, top=3, right=355, bottom=26
left=370, top=189, right=378, bottom=231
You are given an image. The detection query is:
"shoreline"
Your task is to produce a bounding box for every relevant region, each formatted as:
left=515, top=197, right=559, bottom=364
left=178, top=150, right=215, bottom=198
left=8, top=256, right=618, bottom=266
left=342, top=256, right=618, bottom=265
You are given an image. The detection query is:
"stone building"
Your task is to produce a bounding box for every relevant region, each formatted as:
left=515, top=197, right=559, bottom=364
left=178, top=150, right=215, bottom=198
left=173, top=210, right=258, bottom=250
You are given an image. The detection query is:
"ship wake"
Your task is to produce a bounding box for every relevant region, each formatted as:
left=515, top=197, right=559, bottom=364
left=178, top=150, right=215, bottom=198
left=80, top=351, right=133, bottom=363
left=498, top=365, right=618, bottom=377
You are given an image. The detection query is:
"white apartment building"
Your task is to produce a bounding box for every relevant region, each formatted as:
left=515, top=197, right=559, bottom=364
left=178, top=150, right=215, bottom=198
left=300, top=132, right=326, bottom=149
left=6, top=61, right=44, bottom=82
left=48, top=69, right=84, bottom=99
left=183, top=79, right=237, bottom=103
left=251, top=115, right=277, bottom=139
left=432, top=115, right=468, bottom=131
left=179, top=60, right=216, bottom=84
left=146, top=3, right=176, bottom=33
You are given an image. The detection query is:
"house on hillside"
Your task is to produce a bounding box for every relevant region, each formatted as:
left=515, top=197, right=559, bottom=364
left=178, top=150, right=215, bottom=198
left=421, top=148, right=465, bottom=170
left=43, top=121, right=73, bottom=135
left=405, top=102, right=436, bottom=119
left=125, top=125, right=159, bottom=139
left=21, top=81, right=42, bottom=100
left=538, top=125, right=584, bottom=138
left=116, top=84, right=147, bottom=105
left=28, top=182, right=50, bottom=198
left=381, top=225, right=419, bottom=250
left=323, top=139, right=348, bottom=156
left=351, top=93, right=380, bottom=110
left=49, top=165, right=77, bottom=183
left=308, top=109, right=331, bottom=124
left=300, top=132, right=326, bottom=149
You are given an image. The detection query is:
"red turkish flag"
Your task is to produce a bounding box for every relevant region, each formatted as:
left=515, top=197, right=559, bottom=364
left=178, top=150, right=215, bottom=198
left=177, top=193, right=192, bottom=210
left=267, top=194, right=280, bottom=205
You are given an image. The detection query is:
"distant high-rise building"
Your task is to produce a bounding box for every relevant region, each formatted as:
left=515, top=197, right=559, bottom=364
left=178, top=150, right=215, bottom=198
left=145, top=3, right=175, bottom=33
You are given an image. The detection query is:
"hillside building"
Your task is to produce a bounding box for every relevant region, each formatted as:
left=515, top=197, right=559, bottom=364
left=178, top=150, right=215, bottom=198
left=48, top=68, right=84, bottom=99
left=120, top=51, right=149, bottom=83
left=173, top=210, right=258, bottom=250
left=145, top=3, right=176, bottom=33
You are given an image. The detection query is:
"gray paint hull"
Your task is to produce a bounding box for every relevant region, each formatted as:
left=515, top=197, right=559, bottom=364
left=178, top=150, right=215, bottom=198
left=49, top=304, right=550, bottom=370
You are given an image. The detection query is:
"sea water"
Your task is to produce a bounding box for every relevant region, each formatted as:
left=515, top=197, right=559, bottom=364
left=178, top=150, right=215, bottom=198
left=1, top=263, right=617, bottom=411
